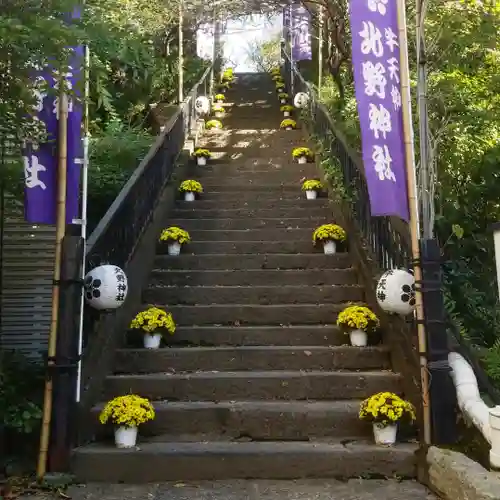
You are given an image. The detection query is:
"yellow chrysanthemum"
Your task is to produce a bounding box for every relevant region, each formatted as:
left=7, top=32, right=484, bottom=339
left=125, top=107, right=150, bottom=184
left=302, top=179, right=323, bottom=191
left=359, top=392, right=416, bottom=426
left=159, top=226, right=191, bottom=245
left=130, top=306, right=176, bottom=335
left=293, top=147, right=313, bottom=159
left=337, top=305, right=379, bottom=333
left=192, top=148, right=211, bottom=159
left=179, top=180, right=203, bottom=193
left=280, top=119, right=297, bottom=129
left=99, top=395, right=155, bottom=427
left=312, top=223, right=347, bottom=244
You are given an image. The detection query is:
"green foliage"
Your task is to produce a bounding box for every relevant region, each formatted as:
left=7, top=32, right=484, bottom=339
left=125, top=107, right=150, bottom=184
left=0, top=350, right=43, bottom=435
left=312, top=1, right=500, bottom=356
left=245, top=35, right=281, bottom=73
left=87, top=118, right=153, bottom=231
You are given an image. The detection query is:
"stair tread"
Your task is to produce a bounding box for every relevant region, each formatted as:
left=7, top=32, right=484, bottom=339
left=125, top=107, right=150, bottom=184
left=76, top=439, right=416, bottom=452
left=108, top=370, right=397, bottom=379
left=116, top=345, right=384, bottom=353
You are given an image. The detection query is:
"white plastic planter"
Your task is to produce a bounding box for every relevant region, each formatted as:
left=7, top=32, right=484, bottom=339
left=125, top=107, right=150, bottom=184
left=349, top=329, right=368, bottom=347
left=167, top=242, right=181, bottom=256
left=298, top=156, right=307, bottom=164
left=280, top=99, right=287, bottom=104
left=196, top=157, right=207, bottom=166
left=373, top=423, right=397, bottom=445
left=143, top=332, right=162, bottom=349
left=323, top=240, right=336, bottom=255
left=283, top=111, right=290, bottom=117
left=217, top=99, right=224, bottom=104
left=184, top=191, right=195, bottom=202
left=114, top=426, right=138, bottom=448
left=285, top=126, right=292, bottom=131
left=215, top=112, right=224, bottom=118
left=306, top=190, right=317, bottom=200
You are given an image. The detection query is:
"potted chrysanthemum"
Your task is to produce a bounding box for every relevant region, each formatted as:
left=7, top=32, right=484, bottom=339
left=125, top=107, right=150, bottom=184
left=272, top=74, right=283, bottom=82
left=281, top=104, right=294, bottom=117
left=359, top=392, right=416, bottom=445
left=280, top=118, right=297, bottom=131
left=179, top=179, right=203, bottom=201
left=192, top=148, right=211, bottom=166
left=212, top=104, right=225, bottom=118
left=130, top=305, right=176, bottom=349
left=159, top=226, right=191, bottom=256
left=218, top=82, right=230, bottom=92
left=278, top=92, right=289, bottom=104
left=215, top=93, right=225, bottom=104
left=276, top=83, right=286, bottom=93
left=292, top=147, right=313, bottom=164
left=336, top=304, right=379, bottom=347
left=99, top=394, right=155, bottom=448
left=302, top=179, right=323, bottom=199
left=206, top=119, right=223, bottom=130
left=312, top=223, right=346, bottom=255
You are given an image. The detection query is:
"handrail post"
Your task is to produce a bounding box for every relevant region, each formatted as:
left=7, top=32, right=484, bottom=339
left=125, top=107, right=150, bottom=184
left=420, top=238, right=457, bottom=444
left=490, top=406, right=500, bottom=470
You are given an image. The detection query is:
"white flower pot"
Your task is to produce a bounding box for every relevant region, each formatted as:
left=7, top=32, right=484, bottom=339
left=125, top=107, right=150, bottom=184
left=114, top=426, right=138, bottom=448
left=197, top=156, right=207, bottom=166
left=217, top=100, right=223, bottom=104
left=167, top=242, right=181, bottom=256
left=349, top=329, right=368, bottom=347
left=280, top=99, right=286, bottom=104
left=215, top=112, right=224, bottom=118
left=373, top=423, right=397, bottom=445
left=323, top=240, right=337, bottom=255
left=298, top=156, right=307, bottom=164
left=144, top=332, right=162, bottom=349
left=285, top=126, right=292, bottom=131
left=284, top=111, right=290, bottom=117
left=184, top=191, right=195, bottom=202
left=306, top=190, right=317, bottom=200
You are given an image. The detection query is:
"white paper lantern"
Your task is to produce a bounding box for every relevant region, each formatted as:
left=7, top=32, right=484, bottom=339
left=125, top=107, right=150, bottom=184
left=376, top=268, right=416, bottom=316
left=84, top=265, right=128, bottom=310
left=294, top=92, right=309, bottom=109
left=194, top=96, right=210, bottom=115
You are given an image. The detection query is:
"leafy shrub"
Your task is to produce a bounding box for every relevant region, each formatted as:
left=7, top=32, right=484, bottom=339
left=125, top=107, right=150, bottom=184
left=0, top=350, right=43, bottom=436
left=87, top=117, right=153, bottom=232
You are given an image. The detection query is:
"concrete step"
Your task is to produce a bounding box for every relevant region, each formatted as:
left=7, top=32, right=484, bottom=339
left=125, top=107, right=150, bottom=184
left=71, top=440, right=417, bottom=482
left=158, top=240, right=324, bottom=255
left=161, top=303, right=359, bottom=326
left=153, top=253, right=352, bottom=270
left=156, top=325, right=345, bottom=347
left=171, top=207, right=329, bottom=219
left=177, top=197, right=328, bottom=208
left=185, top=169, right=318, bottom=182
left=165, top=218, right=328, bottom=231
left=92, top=400, right=371, bottom=440
left=149, top=269, right=358, bottom=287
left=179, top=229, right=313, bottom=242
left=142, top=285, right=364, bottom=305
left=104, top=370, right=401, bottom=401
left=113, top=346, right=389, bottom=373
left=186, top=161, right=317, bottom=174
left=187, top=184, right=301, bottom=192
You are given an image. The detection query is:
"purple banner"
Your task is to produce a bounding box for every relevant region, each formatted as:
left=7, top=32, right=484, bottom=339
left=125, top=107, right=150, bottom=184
left=291, top=4, right=312, bottom=61
left=22, top=14, right=83, bottom=224
left=348, top=0, right=409, bottom=221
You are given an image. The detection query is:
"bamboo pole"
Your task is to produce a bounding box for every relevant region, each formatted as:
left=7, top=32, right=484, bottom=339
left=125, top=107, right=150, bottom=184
left=37, top=90, right=69, bottom=480
left=396, top=0, right=431, bottom=445
left=178, top=0, right=184, bottom=103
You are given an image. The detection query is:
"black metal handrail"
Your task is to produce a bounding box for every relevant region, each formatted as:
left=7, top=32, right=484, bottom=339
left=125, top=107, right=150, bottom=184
left=282, top=49, right=411, bottom=271
left=282, top=49, right=500, bottom=406
left=86, top=64, right=212, bottom=268
left=77, top=64, right=213, bottom=425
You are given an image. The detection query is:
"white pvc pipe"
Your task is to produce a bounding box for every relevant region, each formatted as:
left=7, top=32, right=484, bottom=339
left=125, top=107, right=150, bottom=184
left=75, top=43, right=90, bottom=404
left=449, top=352, right=500, bottom=468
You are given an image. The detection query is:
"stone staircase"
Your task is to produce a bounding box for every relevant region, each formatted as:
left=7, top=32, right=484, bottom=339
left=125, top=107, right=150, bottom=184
left=72, top=74, right=418, bottom=482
